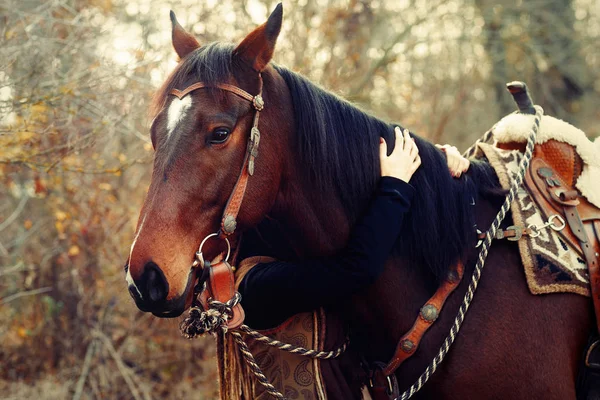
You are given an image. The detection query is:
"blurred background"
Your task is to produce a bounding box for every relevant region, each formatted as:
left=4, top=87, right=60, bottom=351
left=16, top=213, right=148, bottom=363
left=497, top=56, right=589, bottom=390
left=1, top=0, right=598, bottom=398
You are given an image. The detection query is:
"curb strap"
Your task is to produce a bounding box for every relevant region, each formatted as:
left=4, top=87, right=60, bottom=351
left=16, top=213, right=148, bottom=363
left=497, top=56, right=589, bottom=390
left=169, top=75, right=265, bottom=238
left=368, top=262, right=465, bottom=400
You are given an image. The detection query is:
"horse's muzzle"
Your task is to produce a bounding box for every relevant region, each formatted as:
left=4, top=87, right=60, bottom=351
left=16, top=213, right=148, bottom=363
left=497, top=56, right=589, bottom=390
left=125, top=262, right=195, bottom=318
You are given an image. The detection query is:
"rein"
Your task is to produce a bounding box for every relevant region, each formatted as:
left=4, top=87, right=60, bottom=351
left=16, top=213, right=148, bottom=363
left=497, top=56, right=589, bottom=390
left=170, top=76, right=347, bottom=400
left=388, top=83, right=543, bottom=400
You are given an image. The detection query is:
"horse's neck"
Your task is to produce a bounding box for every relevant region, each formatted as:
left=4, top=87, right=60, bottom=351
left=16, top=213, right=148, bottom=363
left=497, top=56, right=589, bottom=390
left=269, top=175, right=352, bottom=258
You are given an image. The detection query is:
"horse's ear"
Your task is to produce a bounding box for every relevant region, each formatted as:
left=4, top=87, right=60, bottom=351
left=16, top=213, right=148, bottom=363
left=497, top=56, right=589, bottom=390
left=170, top=11, right=200, bottom=60
left=233, top=3, right=282, bottom=72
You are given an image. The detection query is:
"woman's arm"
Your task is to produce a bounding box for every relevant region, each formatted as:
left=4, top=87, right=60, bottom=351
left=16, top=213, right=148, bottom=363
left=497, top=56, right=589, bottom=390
left=239, top=127, right=420, bottom=329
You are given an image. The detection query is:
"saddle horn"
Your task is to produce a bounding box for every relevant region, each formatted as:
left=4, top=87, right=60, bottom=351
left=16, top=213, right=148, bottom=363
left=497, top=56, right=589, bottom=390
left=506, top=81, right=536, bottom=115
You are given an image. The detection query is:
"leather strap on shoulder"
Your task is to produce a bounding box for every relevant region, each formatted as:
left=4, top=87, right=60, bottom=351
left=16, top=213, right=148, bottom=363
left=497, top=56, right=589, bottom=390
left=383, top=262, right=464, bottom=375
left=369, top=262, right=464, bottom=400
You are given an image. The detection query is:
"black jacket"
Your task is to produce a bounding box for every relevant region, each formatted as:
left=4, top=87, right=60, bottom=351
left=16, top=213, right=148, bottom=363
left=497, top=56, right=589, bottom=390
left=238, top=176, right=415, bottom=329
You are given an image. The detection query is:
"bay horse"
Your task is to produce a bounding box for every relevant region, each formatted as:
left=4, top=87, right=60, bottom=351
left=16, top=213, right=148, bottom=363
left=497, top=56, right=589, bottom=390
left=125, top=4, right=593, bottom=398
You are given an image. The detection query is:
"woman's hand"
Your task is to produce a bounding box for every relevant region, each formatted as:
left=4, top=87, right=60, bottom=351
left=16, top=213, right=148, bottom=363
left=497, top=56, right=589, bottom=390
left=380, top=127, right=421, bottom=182
left=435, top=144, right=470, bottom=178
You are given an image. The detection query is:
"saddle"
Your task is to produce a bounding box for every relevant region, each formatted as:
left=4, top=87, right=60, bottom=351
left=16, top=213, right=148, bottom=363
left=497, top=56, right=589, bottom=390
left=498, top=138, right=600, bottom=330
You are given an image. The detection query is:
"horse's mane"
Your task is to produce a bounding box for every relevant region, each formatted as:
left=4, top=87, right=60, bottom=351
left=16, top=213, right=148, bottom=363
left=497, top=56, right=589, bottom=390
left=151, top=42, right=500, bottom=281
left=274, top=67, right=499, bottom=282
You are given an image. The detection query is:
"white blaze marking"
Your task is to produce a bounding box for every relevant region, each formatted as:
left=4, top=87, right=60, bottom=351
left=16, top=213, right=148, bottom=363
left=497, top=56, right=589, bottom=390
left=166, top=96, right=192, bottom=139
left=126, top=214, right=147, bottom=298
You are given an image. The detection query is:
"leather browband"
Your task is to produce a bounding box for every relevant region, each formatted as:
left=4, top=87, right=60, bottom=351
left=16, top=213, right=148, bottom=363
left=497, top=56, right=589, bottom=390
left=168, top=76, right=265, bottom=238
left=171, top=82, right=256, bottom=103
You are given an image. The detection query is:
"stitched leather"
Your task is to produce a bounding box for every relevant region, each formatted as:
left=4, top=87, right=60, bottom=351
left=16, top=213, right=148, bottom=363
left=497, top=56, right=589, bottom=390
left=170, top=82, right=255, bottom=102
left=526, top=157, right=584, bottom=256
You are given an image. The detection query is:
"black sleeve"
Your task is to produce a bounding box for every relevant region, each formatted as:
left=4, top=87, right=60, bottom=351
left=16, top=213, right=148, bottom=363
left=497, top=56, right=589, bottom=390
left=238, top=176, right=415, bottom=329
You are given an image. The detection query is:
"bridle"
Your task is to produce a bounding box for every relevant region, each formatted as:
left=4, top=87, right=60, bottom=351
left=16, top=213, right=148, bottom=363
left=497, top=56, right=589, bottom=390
left=171, top=75, right=349, bottom=400
left=169, top=74, right=265, bottom=266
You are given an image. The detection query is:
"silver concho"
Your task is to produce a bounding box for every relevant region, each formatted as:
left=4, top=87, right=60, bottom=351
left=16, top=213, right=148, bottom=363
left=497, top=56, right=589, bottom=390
left=253, top=95, right=265, bottom=111
left=420, top=304, right=439, bottom=323
left=222, top=215, right=237, bottom=234
left=400, top=339, right=415, bottom=353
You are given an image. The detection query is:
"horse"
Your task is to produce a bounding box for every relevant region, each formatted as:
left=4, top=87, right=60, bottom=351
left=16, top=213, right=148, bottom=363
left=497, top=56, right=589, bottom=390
left=124, top=4, right=593, bottom=399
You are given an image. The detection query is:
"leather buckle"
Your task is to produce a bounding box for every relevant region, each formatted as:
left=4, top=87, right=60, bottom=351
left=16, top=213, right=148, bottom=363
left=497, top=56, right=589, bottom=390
left=586, top=340, right=600, bottom=369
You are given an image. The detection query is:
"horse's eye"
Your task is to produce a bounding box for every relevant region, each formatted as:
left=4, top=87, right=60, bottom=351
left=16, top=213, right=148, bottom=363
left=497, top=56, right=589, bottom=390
left=210, top=128, right=231, bottom=144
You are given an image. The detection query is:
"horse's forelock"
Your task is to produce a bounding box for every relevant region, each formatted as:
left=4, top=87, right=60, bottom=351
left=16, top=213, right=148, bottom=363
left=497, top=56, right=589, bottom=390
left=149, top=42, right=236, bottom=120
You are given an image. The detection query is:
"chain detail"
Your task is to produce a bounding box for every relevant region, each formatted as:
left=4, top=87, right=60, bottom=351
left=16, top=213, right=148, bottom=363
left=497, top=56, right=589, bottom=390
left=239, top=325, right=348, bottom=359
left=527, top=214, right=566, bottom=237
left=398, top=106, right=544, bottom=400
left=180, top=290, right=348, bottom=399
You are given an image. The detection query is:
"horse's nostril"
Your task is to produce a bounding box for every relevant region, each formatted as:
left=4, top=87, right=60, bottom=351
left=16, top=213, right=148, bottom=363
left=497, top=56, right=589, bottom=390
left=142, top=262, right=168, bottom=304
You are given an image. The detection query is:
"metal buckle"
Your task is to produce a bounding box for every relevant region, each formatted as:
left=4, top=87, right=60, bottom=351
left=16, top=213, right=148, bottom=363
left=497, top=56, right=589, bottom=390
left=506, top=225, right=523, bottom=241
left=547, top=214, right=566, bottom=231
left=527, top=214, right=566, bottom=239
left=367, top=375, right=394, bottom=395
left=586, top=340, right=600, bottom=369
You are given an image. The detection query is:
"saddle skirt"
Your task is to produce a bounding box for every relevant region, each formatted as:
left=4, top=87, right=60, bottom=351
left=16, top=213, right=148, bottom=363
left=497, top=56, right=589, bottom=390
left=475, top=113, right=600, bottom=298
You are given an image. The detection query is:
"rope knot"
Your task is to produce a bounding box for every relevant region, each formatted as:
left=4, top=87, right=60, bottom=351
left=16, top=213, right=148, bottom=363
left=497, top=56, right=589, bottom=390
left=179, top=292, right=241, bottom=339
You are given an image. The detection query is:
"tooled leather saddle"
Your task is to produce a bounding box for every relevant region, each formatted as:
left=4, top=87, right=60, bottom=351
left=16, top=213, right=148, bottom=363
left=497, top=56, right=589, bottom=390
left=502, top=139, right=600, bottom=330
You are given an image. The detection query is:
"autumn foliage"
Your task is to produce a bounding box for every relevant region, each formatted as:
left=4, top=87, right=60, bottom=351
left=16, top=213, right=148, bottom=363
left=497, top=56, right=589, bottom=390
left=0, top=0, right=598, bottom=398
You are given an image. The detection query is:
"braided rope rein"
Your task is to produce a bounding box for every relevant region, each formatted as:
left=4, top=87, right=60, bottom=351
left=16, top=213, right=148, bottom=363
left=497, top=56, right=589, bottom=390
left=398, top=105, right=544, bottom=400
left=463, top=128, right=495, bottom=159
left=180, top=290, right=348, bottom=399
left=180, top=107, right=541, bottom=399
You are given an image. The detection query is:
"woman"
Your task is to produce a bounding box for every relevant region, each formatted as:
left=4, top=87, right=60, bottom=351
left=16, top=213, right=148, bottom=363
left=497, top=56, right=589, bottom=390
left=237, top=127, right=470, bottom=329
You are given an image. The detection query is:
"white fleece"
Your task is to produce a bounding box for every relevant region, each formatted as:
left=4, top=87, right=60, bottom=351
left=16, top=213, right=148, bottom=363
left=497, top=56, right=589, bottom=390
left=492, top=113, right=600, bottom=208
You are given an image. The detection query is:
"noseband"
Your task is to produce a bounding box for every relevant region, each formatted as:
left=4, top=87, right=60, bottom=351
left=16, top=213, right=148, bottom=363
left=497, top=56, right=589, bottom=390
left=169, top=75, right=264, bottom=242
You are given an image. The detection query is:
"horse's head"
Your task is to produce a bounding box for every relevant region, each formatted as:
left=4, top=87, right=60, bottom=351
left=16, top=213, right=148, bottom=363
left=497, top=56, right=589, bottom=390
left=125, top=5, right=289, bottom=317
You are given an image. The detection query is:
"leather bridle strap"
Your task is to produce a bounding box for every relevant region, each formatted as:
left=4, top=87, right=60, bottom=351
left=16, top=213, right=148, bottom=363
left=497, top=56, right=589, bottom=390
left=169, top=75, right=265, bottom=238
